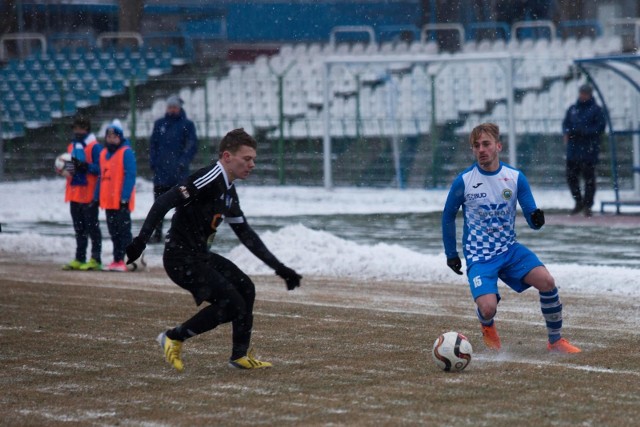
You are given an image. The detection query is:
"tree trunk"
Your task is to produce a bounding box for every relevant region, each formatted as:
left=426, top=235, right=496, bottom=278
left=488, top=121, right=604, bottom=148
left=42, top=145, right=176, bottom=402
left=1, top=0, right=18, bottom=35
left=118, top=0, right=144, bottom=47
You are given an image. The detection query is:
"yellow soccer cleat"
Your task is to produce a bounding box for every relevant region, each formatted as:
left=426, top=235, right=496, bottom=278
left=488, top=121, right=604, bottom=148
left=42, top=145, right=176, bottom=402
left=157, top=332, right=184, bottom=371
left=62, top=259, right=83, bottom=270
left=229, top=349, right=272, bottom=369
left=548, top=338, right=581, bottom=354
left=481, top=323, right=502, bottom=351
left=79, top=258, right=102, bottom=271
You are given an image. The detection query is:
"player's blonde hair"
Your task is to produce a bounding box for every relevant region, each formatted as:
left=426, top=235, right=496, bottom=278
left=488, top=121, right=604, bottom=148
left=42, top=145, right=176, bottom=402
left=469, top=123, right=500, bottom=145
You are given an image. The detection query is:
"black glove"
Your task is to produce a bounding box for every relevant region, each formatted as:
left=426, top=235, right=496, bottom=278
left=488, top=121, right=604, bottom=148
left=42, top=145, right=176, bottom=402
left=126, top=236, right=146, bottom=265
left=275, top=265, right=302, bottom=291
left=63, top=160, right=76, bottom=175
left=71, top=157, right=89, bottom=173
left=531, top=208, right=545, bottom=228
left=119, top=201, right=129, bottom=211
left=447, top=257, right=463, bottom=275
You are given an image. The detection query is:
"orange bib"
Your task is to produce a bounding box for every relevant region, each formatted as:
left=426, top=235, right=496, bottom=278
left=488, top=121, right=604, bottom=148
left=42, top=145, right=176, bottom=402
left=65, top=140, right=99, bottom=204
left=99, top=146, right=136, bottom=211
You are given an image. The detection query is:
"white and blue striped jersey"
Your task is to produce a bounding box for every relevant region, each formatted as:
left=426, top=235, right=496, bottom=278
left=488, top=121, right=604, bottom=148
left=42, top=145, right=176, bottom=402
left=442, top=162, right=540, bottom=265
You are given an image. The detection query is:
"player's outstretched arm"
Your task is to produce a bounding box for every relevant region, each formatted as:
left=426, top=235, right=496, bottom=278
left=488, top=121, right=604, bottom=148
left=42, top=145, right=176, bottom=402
left=125, top=187, right=182, bottom=264
left=230, top=220, right=302, bottom=290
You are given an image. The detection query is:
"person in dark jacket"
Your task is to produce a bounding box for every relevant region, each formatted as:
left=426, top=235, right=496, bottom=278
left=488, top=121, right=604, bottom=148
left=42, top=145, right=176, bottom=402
left=149, top=95, right=198, bottom=242
left=562, top=84, right=606, bottom=217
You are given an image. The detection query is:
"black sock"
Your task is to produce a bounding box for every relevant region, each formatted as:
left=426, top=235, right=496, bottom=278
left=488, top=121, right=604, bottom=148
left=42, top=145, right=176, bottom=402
left=167, top=304, right=233, bottom=341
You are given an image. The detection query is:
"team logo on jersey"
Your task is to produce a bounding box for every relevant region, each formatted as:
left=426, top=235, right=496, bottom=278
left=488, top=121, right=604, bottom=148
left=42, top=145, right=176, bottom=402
left=178, top=185, right=190, bottom=199
left=472, top=182, right=483, bottom=188
left=466, top=192, right=487, bottom=201
left=502, top=189, right=513, bottom=200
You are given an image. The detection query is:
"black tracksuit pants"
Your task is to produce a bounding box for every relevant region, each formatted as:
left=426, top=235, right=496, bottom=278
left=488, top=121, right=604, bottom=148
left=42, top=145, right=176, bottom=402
left=566, top=160, right=596, bottom=209
left=163, top=250, right=256, bottom=360
left=70, top=201, right=102, bottom=263
left=105, top=207, right=132, bottom=262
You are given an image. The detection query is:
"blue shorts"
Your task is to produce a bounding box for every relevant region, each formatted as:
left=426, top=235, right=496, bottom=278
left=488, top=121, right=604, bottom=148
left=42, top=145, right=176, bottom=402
left=466, top=243, right=544, bottom=301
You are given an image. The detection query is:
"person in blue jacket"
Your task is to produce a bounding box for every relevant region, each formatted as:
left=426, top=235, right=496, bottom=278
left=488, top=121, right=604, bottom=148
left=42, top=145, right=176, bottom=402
left=95, top=120, right=137, bottom=272
left=562, top=84, right=606, bottom=217
left=148, top=95, right=198, bottom=242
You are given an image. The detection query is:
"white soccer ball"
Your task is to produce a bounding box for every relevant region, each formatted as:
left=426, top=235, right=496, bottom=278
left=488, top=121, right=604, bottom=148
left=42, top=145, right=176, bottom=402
left=432, top=331, right=473, bottom=372
left=54, top=152, right=72, bottom=177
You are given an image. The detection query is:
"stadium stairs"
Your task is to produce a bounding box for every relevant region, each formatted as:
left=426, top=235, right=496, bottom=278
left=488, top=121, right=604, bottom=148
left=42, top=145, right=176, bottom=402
left=0, top=44, right=228, bottom=181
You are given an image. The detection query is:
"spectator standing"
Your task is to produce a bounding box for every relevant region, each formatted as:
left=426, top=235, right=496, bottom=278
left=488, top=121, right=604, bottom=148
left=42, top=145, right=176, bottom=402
left=562, top=84, right=606, bottom=217
left=61, top=115, right=103, bottom=271
left=97, top=121, right=137, bottom=272
left=148, top=95, right=198, bottom=242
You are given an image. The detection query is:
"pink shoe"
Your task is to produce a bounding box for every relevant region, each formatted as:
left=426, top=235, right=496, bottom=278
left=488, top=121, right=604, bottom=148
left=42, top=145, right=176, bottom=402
left=107, top=260, right=127, bottom=272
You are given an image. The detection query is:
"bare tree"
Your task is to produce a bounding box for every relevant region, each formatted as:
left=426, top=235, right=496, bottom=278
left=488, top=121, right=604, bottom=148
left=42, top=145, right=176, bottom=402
left=118, top=0, right=144, bottom=33
left=1, top=0, right=18, bottom=35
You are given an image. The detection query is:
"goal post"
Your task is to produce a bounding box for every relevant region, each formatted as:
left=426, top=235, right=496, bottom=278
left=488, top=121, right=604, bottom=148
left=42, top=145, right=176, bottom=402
left=321, top=52, right=518, bottom=189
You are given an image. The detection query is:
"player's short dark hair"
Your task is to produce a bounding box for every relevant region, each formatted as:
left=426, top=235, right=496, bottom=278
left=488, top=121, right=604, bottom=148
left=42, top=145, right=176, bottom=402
left=218, top=128, right=257, bottom=158
left=72, top=115, right=91, bottom=132
left=469, top=123, right=500, bottom=145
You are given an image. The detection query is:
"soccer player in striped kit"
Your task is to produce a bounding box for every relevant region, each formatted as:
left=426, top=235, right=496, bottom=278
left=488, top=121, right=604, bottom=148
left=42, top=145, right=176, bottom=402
left=126, top=128, right=302, bottom=371
left=442, top=123, right=581, bottom=353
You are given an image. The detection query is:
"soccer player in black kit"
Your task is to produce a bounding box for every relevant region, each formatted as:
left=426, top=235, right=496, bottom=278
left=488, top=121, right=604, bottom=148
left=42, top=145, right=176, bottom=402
left=125, top=128, right=301, bottom=371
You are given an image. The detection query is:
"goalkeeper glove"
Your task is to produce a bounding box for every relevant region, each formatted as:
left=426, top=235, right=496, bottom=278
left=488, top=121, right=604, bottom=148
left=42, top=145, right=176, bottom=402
left=275, top=265, right=302, bottom=291
left=531, top=209, right=545, bottom=228
left=447, top=257, right=463, bottom=275
left=71, top=157, right=89, bottom=173
left=63, top=160, right=76, bottom=175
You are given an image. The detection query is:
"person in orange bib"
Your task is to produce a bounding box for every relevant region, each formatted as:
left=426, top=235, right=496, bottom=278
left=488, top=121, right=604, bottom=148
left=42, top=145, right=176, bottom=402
left=61, top=115, right=103, bottom=271
left=96, top=120, right=137, bottom=272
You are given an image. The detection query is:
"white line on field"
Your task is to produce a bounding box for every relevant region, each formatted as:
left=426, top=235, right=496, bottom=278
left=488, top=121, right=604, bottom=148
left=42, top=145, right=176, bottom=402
left=474, top=354, right=640, bottom=376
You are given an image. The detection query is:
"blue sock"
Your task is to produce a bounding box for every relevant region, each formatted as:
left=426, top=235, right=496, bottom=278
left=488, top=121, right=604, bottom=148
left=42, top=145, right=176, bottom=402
left=476, top=307, right=494, bottom=327
left=540, top=288, right=562, bottom=343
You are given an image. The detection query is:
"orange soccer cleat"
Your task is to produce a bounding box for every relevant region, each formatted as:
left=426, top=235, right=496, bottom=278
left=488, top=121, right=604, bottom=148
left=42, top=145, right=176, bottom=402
left=548, top=338, right=581, bottom=354
left=481, top=323, right=502, bottom=350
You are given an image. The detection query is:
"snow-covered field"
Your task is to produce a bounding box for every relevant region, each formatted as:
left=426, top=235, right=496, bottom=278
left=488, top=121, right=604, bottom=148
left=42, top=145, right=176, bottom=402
left=0, top=178, right=638, bottom=297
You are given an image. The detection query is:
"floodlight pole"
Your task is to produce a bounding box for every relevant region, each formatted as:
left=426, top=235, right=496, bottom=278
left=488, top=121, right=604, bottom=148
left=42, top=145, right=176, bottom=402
left=322, top=61, right=332, bottom=189
left=0, top=110, right=4, bottom=181
left=633, top=92, right=640, bottom=196
left=128, top=77, right=136, bottom=149
left=268, top=60, right=296, bottom=185
left=505, top=56, right=517, bottom=167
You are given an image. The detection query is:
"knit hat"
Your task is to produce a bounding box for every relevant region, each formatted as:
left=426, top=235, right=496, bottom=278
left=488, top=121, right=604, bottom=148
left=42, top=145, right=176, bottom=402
left=105, top=119, right=125, bottom=142
left=579, top=84, right=593, bottom=95
left=166, top=95, right=183, bottom=108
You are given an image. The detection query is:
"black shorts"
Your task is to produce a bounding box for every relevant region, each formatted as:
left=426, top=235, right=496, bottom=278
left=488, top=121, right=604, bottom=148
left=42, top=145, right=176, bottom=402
left=163, top=251, right=255, bottom=307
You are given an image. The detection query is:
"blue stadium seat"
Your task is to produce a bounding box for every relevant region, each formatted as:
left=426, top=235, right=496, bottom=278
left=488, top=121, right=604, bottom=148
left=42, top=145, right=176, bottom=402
left=0, top=80, right=10, bottom=94
left=89, top=58, right=103, bottom=75
left=49, top=92, right=77, bottom=119
left=42, top=80, right=57, bottom=97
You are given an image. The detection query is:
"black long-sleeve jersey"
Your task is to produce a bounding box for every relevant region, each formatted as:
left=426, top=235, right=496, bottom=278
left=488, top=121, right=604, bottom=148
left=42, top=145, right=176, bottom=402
left=138, top=161, right=283, bottom=270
